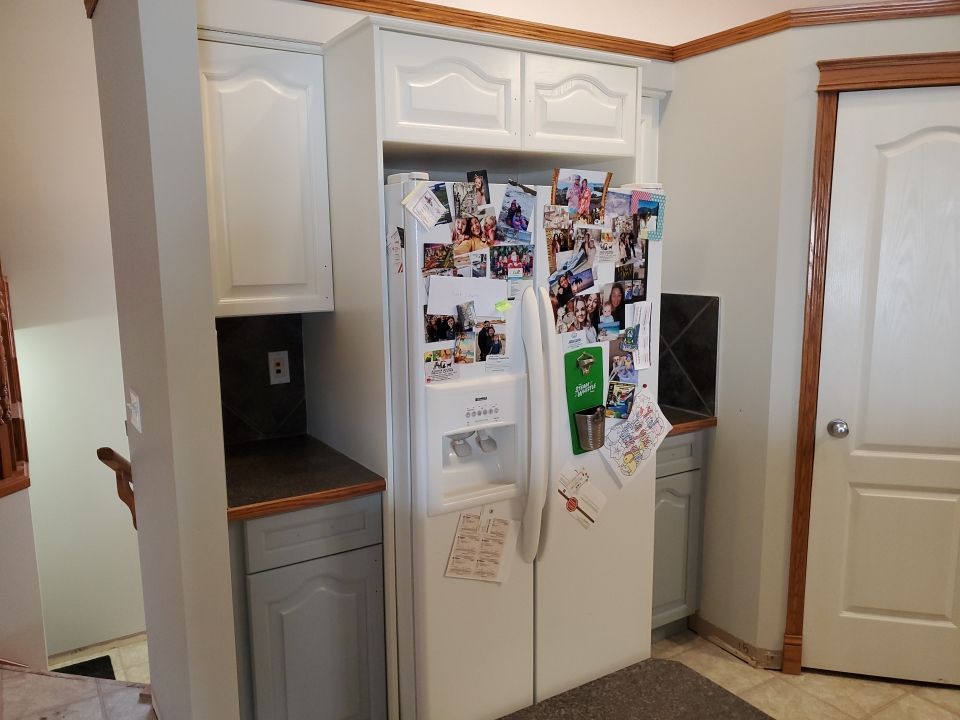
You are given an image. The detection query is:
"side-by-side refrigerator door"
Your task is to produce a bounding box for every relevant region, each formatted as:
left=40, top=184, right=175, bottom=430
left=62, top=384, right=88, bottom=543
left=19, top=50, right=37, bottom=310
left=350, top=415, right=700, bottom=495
left=392, top=180, right=538, bottom=720
left=532, top=186, right=660, bottom=702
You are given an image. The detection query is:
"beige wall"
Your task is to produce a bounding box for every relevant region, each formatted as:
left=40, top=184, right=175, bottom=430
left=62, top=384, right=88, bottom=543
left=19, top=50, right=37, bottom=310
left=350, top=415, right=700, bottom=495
left=660, top=16, right=960, bottom=652
left=0, top=1, right=144, bottom=655
left=0, top=491, right=47, bottom=667
left=659, top=32, right=790, bottom=646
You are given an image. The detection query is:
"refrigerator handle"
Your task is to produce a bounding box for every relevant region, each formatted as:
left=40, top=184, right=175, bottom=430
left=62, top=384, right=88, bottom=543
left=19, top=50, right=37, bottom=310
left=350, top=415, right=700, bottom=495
left=519, top=286, right=551, bottom=563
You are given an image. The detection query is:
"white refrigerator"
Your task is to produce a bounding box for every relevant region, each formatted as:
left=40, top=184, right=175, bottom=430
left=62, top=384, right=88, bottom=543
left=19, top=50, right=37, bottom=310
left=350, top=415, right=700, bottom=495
left=384, top=178, right=660, bottom=720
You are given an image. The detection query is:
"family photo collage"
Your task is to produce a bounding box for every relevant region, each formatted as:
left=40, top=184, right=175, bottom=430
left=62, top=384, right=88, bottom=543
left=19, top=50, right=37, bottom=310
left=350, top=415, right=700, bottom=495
left=405, top=168, right=665, bottom=402
left=547, top=169, right=662, bottom=421
left=411, top=170, right=537, bottom=381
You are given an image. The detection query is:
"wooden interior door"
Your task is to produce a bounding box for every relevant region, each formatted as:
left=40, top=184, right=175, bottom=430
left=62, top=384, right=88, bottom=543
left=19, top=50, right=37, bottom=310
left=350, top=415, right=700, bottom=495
left=803, top=85, right=960, bottom=684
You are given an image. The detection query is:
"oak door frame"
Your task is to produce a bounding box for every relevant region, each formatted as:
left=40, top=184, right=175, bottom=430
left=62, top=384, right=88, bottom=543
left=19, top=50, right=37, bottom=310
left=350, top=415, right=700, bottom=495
left=782, top=51, right=960, bottom=674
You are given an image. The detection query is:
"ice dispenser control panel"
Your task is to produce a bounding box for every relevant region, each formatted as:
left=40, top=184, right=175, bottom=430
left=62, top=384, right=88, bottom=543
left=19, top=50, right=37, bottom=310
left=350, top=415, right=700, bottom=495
left=425, top=376, right=527, bottom=516
left=463, top=399, right=501, bottom=424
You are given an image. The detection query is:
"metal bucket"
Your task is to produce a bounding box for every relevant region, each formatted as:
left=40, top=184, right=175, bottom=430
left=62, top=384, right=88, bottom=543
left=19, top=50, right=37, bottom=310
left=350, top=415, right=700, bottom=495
left=574, top=406, right=606, bottom=452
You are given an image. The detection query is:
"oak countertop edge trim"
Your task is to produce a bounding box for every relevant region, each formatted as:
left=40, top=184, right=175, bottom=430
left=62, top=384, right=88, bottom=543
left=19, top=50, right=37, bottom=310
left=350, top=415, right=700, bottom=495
left=666, top=416, right=718, bottom=437
left=227, top=477, right=386, bottom=520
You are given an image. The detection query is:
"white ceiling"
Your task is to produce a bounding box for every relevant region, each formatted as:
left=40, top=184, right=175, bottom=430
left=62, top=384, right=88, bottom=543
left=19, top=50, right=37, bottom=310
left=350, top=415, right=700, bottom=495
left=438, top=0, right=903, bottom=45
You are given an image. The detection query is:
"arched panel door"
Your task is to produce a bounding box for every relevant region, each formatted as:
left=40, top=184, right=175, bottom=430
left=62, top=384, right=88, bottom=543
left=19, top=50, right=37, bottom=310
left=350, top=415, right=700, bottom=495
left=805, top=85, right=960, bottom=684
left=523, top=54, right=637, bottom=156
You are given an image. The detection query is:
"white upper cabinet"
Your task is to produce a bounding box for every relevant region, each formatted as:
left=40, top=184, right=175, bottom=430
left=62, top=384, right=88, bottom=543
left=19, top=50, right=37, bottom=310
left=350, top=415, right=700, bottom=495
left=380, top=32, right=522, bottom=149
left=523, top=54, right=637, bottom=156
left=199, top=41, right=333, bottom=316
left=379, top=32, right=640, bottom=157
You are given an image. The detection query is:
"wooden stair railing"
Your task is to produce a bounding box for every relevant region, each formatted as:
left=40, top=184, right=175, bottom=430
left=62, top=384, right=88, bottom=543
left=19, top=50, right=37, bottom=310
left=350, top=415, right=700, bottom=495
left=0, top=259, right=29, bottom=501
left=97, top=447, right=136, bottom=529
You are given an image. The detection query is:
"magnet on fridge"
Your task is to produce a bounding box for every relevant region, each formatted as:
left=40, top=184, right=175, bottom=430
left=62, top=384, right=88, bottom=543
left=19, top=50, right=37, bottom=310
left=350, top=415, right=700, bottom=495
left=576, top=351, right=596, bottom=376
left=564, top=346, right=605, bottom=455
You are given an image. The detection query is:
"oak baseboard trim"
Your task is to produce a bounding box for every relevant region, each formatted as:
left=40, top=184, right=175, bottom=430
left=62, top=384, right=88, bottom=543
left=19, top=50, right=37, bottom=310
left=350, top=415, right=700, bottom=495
left=689, top=615, right=783, bottom=670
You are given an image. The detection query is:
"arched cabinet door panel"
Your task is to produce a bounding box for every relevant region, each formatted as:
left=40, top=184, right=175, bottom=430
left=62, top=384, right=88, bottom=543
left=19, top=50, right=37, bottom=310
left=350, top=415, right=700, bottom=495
left=381, top=32, right=522, bottom=150
left=248, top=544, right=386, bottom=720
left=523, top=54, right=637, bottom=156
left=199, top=41, right=333, bottom=317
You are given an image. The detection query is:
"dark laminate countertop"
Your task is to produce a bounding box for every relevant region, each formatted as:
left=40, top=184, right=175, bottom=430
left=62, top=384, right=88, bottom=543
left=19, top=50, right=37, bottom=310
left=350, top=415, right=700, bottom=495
left=225, top=435, right=385, bottom=521
left=663, top=406, right=718, bottom=437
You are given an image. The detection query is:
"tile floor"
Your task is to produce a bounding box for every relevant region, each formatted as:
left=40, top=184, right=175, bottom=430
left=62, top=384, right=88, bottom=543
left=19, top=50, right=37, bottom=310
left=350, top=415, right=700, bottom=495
left=653, top=631, right=960, bottom=720
left=30, top=629, right=960, bottom=718
left=48, top=634, right=150, bottom=685
left=0, top=666, right=154, bottom=720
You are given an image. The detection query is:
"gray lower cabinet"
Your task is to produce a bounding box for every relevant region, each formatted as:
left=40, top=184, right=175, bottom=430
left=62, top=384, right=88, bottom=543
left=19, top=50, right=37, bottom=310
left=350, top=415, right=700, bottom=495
left=232, top=493, right=387, bottom=720
left=652, top=433, right=704, bottom=629
left=248, top=544, right=387, bottom=720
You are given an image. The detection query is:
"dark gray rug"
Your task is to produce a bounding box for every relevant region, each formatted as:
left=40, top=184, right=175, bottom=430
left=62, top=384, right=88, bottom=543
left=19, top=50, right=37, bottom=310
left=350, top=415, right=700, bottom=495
left=499, top=659, right=772, bottom=719
left=55, top=655, right=116, bottom=680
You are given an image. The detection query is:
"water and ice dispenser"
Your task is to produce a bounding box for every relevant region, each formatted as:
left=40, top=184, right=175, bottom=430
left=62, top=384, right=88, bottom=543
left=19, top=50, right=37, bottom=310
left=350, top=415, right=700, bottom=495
left=424, top=375, right=527, bottom=516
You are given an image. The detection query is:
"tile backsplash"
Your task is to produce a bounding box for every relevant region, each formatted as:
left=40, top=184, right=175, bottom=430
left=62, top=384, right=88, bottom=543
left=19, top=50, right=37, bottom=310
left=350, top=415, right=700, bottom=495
left=216, top=315, right=306, bottom=446
left=659, top=294, right=720, bottom=417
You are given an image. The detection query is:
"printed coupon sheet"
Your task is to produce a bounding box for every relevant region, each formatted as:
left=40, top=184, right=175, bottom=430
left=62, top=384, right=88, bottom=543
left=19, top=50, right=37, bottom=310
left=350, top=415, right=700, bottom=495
left=402, top=181, right=446, bottom=229
left=557, top=462, right=607, bottom=529
left=445, top=511, right=517, bottom=583
left=600, top=387, right=672, bottom=486
left=424, top=350, right=459, bottom=383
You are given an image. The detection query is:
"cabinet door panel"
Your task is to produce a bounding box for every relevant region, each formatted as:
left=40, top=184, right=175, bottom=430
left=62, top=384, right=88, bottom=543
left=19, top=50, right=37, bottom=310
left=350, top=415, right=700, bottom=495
left=248, top=545, right=386, bottom=720
left=523, top=55, right=637, bottom=156
left=199, top=42, right=333, bottom=316
left=381, top=32, right=521, bottom=149
left=652, top=470, right=701, bottom=628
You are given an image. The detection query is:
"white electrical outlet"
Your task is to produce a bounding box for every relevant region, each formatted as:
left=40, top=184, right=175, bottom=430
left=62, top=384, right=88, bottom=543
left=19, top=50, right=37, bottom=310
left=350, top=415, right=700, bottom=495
left=126, top=389, right=142, bottom=433
left=268, top=351, right=291, bottom=385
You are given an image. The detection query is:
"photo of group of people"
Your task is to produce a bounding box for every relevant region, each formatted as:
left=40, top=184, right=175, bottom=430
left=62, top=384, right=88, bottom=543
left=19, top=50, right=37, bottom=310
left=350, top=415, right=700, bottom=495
left=451, top=324, right=507, bottom=365
left=491, top=244, right=534, bottom=280
left=551, top=168, right=612, bottom=225
left=423, top=298, right=506, bottom=366
left=548, top=247, right=595, bottom=304
left=476, top=320, right=506, bottom=361
left=424, top=309, right=462, bottom=342
left=497, top=181, right=536, bottom=243
left=450, top=206, right=502, bottom=255
left=551, top=280, right=644, bottom=340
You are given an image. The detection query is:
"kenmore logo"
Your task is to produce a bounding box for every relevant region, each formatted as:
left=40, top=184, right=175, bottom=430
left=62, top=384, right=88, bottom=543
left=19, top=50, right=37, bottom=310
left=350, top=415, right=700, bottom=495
left=474, top=396, right=488, bottom=401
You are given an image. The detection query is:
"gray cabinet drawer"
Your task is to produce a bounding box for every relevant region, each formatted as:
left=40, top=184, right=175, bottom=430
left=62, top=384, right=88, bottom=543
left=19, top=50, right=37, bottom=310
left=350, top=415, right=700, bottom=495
left=244, top=494, right=382, bottom=573
left=656, top=432, right=704, bottom=478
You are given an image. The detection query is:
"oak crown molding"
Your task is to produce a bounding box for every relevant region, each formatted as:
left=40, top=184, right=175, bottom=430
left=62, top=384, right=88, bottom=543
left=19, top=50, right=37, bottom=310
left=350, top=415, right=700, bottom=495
left=303, top=0, right=960, bottom=62
left=781, top=50, right=960, bottom=676
left=672, top=0, right=960, bottom=60
left=302, top=0, right=674, bottom=60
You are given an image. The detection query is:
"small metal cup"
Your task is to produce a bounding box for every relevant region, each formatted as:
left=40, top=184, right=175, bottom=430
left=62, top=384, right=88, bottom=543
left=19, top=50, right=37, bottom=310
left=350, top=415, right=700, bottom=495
left=574, top=406, right=606, bottom=452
